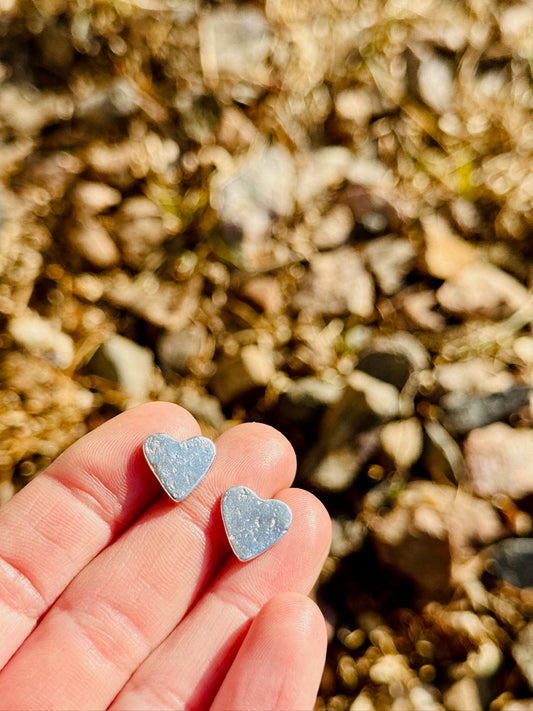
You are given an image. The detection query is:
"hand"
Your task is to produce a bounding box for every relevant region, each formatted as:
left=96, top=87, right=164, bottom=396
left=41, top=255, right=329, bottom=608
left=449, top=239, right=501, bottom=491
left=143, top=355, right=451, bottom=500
left=0, top=402, right=331, bottom=710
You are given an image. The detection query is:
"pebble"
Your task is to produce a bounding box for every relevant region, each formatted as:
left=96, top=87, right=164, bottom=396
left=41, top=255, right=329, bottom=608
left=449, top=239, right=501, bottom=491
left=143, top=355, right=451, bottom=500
left=440, top=386, right=531, bottom=436
left=464, top=422, right=533, bottom=499
left=69, top=218, right=121, bottom=270
left=241, top=275, right=284, bottom=314
left=486, top=538, right=533, bottom=589
left=418, top=54, right=455, bottom=114
left=422, top=214, right=478, bottom=280
left=434, top=358, right=516, bottom=395
left=276, top=376, right=344, bottom=426
left=402, top=290, right=446, bottom=332
left=209, top=344, right=275, bottom=406
left=312, top=204, right=354, bottom=250
left=198, top=6, right=273, bottom=86
left=210, top=144, right=295, bottom=268
left=114, top=196, right=171, bottom=269
left=513, top=622, right=533, bottom=691
left=156, top=326, right=205, bottom=375
left=437, top=262, right=529, bottom=319
left=293, top=248, right=375, bottom=318
left=8, top=310, right=74, bottom=369
left=443, top=677, right=482, bottom=711
left=380, top=418, right=424, bottom=470
left=365, top=481, right=505, bottom=594
left=424, top=419, right=465, bottom=485
left=364, top=236, right=417, bottom=296
left=87, top=334, right=154, bottom=402
left=71, top=181, right=122, bottom=215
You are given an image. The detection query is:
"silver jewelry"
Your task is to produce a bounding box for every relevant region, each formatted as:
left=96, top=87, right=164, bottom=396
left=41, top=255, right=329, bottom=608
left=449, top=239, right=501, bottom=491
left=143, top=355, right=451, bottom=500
left=221, top=485, right=292, bottom=562
left=143, top=434, right=216, bottom=501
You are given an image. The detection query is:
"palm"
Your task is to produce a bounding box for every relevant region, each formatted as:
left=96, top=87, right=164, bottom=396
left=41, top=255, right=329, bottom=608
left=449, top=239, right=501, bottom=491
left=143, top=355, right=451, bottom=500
left=0, top=402, right=330, bottom=710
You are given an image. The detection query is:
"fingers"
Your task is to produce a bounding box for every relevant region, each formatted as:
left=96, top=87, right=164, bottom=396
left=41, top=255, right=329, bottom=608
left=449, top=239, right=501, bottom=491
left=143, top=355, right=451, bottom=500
left=110, top=488, right=331, bottom=711
left=0, top=401, right=200, bottom=668
left=210, top=592, right=327, bottom=711
left=0, top=423, right=298, bottom=710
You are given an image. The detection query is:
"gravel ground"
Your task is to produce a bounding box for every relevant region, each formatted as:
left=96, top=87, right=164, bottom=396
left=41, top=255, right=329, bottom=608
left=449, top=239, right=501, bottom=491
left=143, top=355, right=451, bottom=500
left=1, top=1, right=533, bottom=709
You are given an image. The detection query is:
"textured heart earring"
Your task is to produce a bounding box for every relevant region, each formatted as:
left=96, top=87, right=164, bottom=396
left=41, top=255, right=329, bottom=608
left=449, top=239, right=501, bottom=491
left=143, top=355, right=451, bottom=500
left=143, top=433, right=216, bottom=501
left=221, top=486, right=292, bottom=561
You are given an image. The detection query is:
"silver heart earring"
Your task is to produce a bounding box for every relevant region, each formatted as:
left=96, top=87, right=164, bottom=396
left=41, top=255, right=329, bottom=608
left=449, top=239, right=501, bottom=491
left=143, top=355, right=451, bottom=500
left=221, top=486, right=292, bottom=562
left=143, top=433, right=216, bottom=502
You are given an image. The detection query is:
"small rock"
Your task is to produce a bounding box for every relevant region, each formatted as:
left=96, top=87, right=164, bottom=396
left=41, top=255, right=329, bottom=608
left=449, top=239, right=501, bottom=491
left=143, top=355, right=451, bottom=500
left=241, top=275, right=284, bottom=314
left=437, top=262, right=529, bottom=319
left=365, top=236, right=417, bottom=296
left=380, top=418, right=424, bottom=470
left=75, top=77, right=142, bottom=125
left=443, top=677, right=482, bottom=711
left=210, top=344, right=275, bottom=406
left=422, top=214, right=478, bottom=280
left=418, top=54, right=455, bottom=114
left=513, top=622, right=533, bottom=691
left=210, top=143, right=296, bottom=268
left=72, top=181, right=122, bottom=215
left=464, top=423, right=533, bottom=499
left=87, top=335, right=154, bottom=402
left=434, top=358, right=516, bottom=395
left=402, top=290, right=446, bottom=332
left=365, top=481, right=505, bottom=594
left=276, top=376, right=344, bottom=426
left=69, top=218, right=121, bottom=270
left=312, top=204, right=354, bottom=250
left=293, top=248, right=375, bottom=318
left=486, top=538, right=533, bottom=589
left=156, top=326, right=205, bottom=375
left=198, top=6, right=273, bottom=86
left=175, top=384, right=226, bottom=432
left=502, top=700, right=533, bottom=711
left=114, top=196, right=171, bottom=269
left=8, top=310, right=74, bottom=369
left=321, top=371, right=401, bottom=447
left=356, top=332, right=430, bottom=390
left=441, top=387, right=531, bottom=436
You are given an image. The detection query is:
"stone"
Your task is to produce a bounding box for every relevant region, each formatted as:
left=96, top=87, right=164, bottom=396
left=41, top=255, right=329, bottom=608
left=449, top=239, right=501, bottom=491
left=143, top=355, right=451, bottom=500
left=113, top=196, right=171, bottom=269
left=276, top=376, right=344, bottom=426
left=513, top=622, right=533, bottom=691
left=198, top=7, right=273, bottom=86
left=292, top=248, right=375, bottom=318
left=434, top=358, right=516, bottom=395
left=437, top=262, right=529, bottom=319
left=143, top=434, right=216, bottom=502
left=441, top=387, right=531, bottom=436
left=71, top=181, right=122, bottom=215
left=8, top=310, right=74, bottom=369
left=380, top=418, right=424, bottom=470
left=418, top=54, right=455, bottom=114
left=402, top=290, right=446, bottom=332
left=312, top=204, right=354, bottom=250
left=486, top=538, right=533, bottom=589
left=209, top=143, right=295, bottom=268
left=210, top=344, right=275, bottom=406
left=365, top=481, right=505, bottom=594
left=87, top=334, right=154, bottom=402
left=156, top=326, right=205, bottom=375
left=464, top=423, right=533, bottom=500
left=75, top=77, right=142, bottom=125
left=502, top=701, right=533, bottom=711
left=175, top=385, right=226, bottom=432
left=241, top=275, right=284, bottom=314
left=69, top=218, right=121, bottom=270
left=364, top=236, right=417, bottom=296
left=443, top=677, right=482, bottom=711
left=422, top=214, right=478, bottom=280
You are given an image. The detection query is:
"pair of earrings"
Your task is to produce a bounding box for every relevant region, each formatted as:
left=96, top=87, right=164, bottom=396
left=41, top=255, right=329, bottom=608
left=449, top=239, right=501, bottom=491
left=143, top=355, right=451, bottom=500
left=143, top=433, right=292, bottom=562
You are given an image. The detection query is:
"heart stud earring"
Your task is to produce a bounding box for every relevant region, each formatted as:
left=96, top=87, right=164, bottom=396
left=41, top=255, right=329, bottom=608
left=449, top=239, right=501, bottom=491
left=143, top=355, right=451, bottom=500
left=221, top=486, right=292, bottom=562
left=143, top=433, right=216, bottom=502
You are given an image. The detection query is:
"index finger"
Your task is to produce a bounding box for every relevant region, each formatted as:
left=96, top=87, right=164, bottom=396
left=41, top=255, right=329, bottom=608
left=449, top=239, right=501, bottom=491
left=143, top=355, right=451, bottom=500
left=0, top=401, right=200, bottom=668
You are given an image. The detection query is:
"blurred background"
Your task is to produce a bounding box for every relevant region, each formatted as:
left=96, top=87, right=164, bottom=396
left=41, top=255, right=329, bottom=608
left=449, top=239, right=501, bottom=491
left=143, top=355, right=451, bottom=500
left=1, top=0, right=533, bottom=709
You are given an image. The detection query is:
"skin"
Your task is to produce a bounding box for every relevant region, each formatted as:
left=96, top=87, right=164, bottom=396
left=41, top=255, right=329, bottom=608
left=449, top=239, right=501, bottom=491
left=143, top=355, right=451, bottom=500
left=0, top=401, right=331, bottom=710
